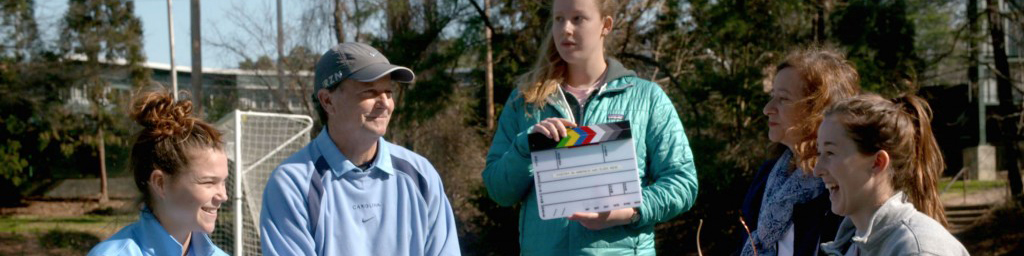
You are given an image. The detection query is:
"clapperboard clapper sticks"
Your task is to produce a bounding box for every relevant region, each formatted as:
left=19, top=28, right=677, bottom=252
left=528, top=121, right=644, bottom=220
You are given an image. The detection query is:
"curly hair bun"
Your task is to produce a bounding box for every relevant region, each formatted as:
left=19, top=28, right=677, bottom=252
left=129, top=91, right=197, bottom=140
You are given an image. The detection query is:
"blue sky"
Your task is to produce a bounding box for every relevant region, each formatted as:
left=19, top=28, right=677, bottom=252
left=35, top=0, right=308, bottom=69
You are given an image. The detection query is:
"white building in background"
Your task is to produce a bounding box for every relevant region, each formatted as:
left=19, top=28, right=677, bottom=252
left=64, top=55, right=314, bottom=119
left=918, top=0, right=1024, bottom=181
left=964, top=0, right=1024, bottom=181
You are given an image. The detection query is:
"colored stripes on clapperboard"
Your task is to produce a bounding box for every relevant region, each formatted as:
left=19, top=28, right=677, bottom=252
left=528, top=121, right=631, bottom=151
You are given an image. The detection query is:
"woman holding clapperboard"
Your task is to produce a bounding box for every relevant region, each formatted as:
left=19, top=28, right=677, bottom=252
left=481, top=0, right=698, bottom=254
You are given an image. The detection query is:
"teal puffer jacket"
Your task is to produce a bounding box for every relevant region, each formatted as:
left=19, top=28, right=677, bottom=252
left=482, top=58, right=699, bottom=255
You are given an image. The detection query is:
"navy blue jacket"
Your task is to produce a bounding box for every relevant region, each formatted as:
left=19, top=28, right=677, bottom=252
left=735, top=158, right=844, bottom=256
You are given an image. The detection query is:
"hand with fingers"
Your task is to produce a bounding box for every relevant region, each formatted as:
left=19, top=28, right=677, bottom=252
left=531, top=118, right=577, bottom=141
left=567, top=208, right=637, bottom=231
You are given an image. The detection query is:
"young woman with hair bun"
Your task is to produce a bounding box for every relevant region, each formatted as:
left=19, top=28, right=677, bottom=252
left=89, top=90, right=229, bottom=256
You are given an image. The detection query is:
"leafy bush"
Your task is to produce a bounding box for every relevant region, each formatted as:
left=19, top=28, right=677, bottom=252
left=38, top=229, right=100, bottom=252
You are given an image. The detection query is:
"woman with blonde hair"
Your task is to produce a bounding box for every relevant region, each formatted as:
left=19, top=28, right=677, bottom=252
left=737, top=47, right=860, bottom=256
left=814, top=94, right=967, bottom=255
left=89, top=90, right=229, bottom=256
left=481, top=0, right=698, bottom=254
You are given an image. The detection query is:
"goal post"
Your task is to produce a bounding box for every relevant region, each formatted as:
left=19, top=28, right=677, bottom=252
left=213, top=110, right=314, bottom=256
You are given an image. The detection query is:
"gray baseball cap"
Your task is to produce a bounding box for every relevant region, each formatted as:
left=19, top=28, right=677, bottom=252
left=313, top=42, right=415, bottom=95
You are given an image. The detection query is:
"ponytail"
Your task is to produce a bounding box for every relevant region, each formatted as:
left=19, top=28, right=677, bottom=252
left=825, top=93, right=948, bottom=227
left=892, top=95, right=946, bottom=226
left=892, top=94, right=947, bottom=227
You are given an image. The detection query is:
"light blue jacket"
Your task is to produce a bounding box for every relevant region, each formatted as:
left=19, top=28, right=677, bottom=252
left=820, top=192, right=969, bottom=256
left=260, top=128, right=461, bottom=256
left=87, top=209, right=228, bottom=256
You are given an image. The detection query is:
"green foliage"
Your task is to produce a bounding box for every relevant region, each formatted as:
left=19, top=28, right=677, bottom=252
left=632, top=0, right=811, bottom=252
left=0, top=0, right=40, bottom=60
left=368, top=0, right=465, bottom=126
left=0, top=0, right=968, bottom=253
left=238, top=55, right=276, bottom=70
left=0, top=0, right=149, bottom=203
left=0, top=140, right=30, bottom=186
left=57, top=0, right=148, bottom=164
left=1, top=52, right=78, bottom=203
left=832, top=0, right=921, bottom=95
left=38, top=229, right=100, bottom=252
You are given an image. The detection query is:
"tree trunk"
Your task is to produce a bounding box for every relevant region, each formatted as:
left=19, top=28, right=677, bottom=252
left=987, top=0, right=1023, bottom=195
left=191, top=0, right=203, bottom=115
left=969, top=0, right=979, bottom=85
left=485, top=0, right=494, bottom=130
left=813, top=2, right=824, bottom=42
left=354, top=0, right=362, bottom=42
left=970, top=0, right=985, bottom=147
left=334, top=0, right=345, bottom=43
left=99, top=127, right=108, bottom=203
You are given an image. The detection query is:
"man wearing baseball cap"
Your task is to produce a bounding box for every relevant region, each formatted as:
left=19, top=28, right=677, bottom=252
left=260, top=42, right=461, bottom=256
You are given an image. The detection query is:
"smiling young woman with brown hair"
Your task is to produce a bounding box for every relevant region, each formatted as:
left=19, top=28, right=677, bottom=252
left=814, top=94, right=967, bottom=255
left=89, top=89, right=229, bottom=256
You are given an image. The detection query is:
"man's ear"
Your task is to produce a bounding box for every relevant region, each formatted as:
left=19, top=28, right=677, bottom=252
left=317, top=88, right=335, bottom=116
left=872, top=150, right=891, bottom=175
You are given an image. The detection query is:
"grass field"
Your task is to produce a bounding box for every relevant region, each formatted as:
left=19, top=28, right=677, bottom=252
left=0, top=214, right=135, bottom=235
left=938, top=179, right=1007, bottom=194
left=0, top=200, right=136, bottom=255
left=0, top=214, right=136, bottom=255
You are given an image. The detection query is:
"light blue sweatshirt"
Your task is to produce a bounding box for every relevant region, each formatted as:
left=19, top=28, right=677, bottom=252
left=260, top=128, right=461, bottom=256
left=87, top=209, right=228, bottom=256
left=820, top=192, right=969, bottom=256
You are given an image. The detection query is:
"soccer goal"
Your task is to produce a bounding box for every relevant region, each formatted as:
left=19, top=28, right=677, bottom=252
left=213, top=110, right=315, bottom=256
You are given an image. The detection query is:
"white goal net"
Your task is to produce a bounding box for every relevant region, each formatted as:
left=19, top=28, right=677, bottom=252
left=213, top=110, right=314, bottom=256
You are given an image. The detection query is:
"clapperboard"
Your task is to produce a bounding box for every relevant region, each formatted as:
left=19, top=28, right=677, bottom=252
left=528, top=121, right=643, bottom=220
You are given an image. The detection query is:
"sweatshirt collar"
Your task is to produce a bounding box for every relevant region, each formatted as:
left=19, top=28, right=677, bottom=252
left=851, top=191, right=914, bottom=244
left=314, top=127, right=394, bottom=176
left=821, top=192, right=915, bottom=254
left=138, top=208, right=220, bottom=256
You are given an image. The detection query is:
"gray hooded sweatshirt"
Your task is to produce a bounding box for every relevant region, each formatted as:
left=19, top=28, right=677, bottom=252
left=820, top=192, right=969, bottom=256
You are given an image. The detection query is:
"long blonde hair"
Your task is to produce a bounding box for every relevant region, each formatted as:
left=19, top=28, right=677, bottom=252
left=517, top=0, right=618, bottom=109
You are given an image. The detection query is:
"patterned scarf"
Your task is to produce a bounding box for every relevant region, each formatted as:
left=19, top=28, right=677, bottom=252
left=741, top=149, right=826, bottom=256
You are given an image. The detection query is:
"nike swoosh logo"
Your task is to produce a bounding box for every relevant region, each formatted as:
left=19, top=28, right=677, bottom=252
left=362, top=216, right=376, bottom=223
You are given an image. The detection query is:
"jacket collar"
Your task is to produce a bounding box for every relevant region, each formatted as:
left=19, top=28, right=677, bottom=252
left=314, top=127, right=394, bottom=176
left=137, top=208, right=220, bottom=256
left=603, top=57, right=637, bottom=86
left=820, top=192, right=916, bottom=254
left=543, top=57, right=637, bottom=123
